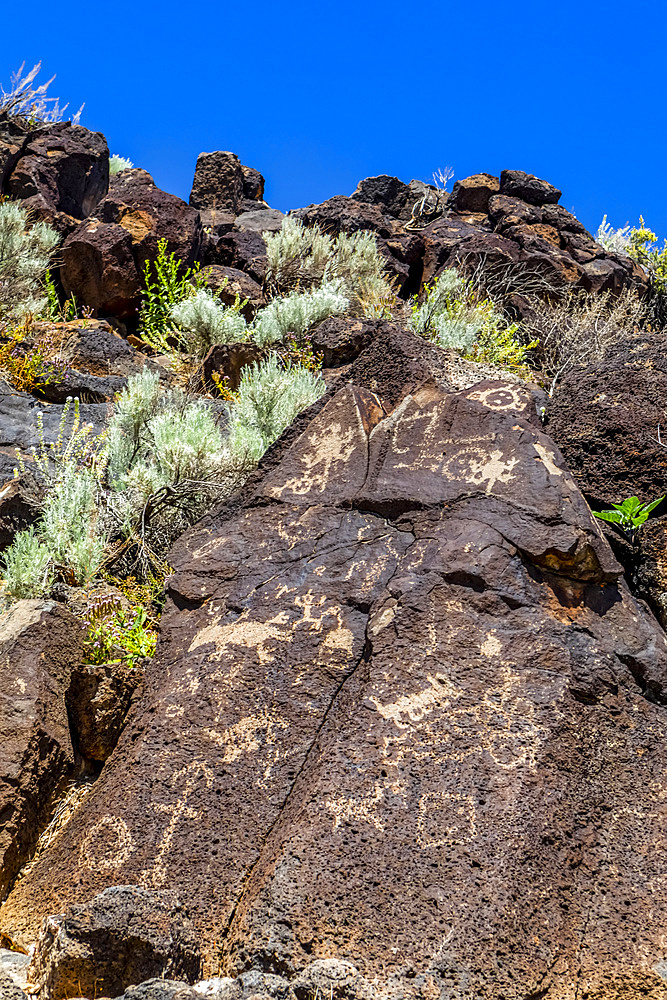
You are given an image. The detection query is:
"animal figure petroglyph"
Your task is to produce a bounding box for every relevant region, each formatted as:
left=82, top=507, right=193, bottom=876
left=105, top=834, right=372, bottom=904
left=326, top=624, right=554, bottom=844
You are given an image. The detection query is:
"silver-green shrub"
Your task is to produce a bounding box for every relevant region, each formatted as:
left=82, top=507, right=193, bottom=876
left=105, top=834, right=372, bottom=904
left=0, top=202, right=60, bottom=328
left=109, top=154, right=134, bottom=175
left=409, top=269, right=505, bottom=351
left=253, top=283, right=349, bottom=346
left=595, top=216, right=631, bottom=255
left=226, top=354, right=326, bottom=460
left=170, top=288, right=248, bottom=355
left=263, top=217, right=392, bottom=314
left=2, top=527, right=53, bottom=599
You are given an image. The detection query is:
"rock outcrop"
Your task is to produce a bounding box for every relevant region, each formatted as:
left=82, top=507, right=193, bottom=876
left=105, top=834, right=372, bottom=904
left=29, top=885, right=202, bottom=1000
left=547, top=330, right=667, bottom=509
left=0, top=600, right=83, bottom=899
left=2, top=326, right=667, bottom=1000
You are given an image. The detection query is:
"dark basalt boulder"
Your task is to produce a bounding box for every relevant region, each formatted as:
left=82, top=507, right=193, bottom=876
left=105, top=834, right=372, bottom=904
left=66, top=661, right=142, bottom=763
left=61, top=169, right=204, bottom=318
left=0, top=600, right=83, bottom=899
left=448, top=172, right=500, bottom=215
left=204, top=230, right=268, bottom=284
left=61, top=321, right=149, bottom=378
left=190, top=151, right=245, bottom=215
left=241, top=164, right=265, bottom=202
left=499, top=168, right=562, bottom=205
left=547, top=330, right=667, bottom=510
left=0, top=473, right=44, bottom=552
left=200, top=265, right=265, bottom=319
left=7, top=121, right=109, bottom=221
left=0, top=112, right=30, bottom=189
left=61, top=220, right=142, bottom=319
left=29, top=886, right=202, bottom=1000
left=291, top=195, right=395, bottom=238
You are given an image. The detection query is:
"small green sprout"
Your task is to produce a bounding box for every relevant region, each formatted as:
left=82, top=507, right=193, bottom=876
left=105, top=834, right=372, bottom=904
left=593, top=495, right=664, bottom=536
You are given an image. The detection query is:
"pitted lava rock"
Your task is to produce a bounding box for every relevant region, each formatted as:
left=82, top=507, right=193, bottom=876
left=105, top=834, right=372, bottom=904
left=0, top=600, right=83, bottom=898
left=3, top=327, right=667, bottom=1000
left=547, top=331, right=667, bottom=509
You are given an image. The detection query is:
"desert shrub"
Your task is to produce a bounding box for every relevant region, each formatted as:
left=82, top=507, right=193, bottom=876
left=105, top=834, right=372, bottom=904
left=226, top=355, right=326, bottom=460
left=40, top=465, right=105, bottom=584
left=0, top=327, right=71, bottom=393
left=253, top=283, right=349, bottom=346
left=263, top=218, right=392, bottom=313
left=170, top=288, right=248, bottom=355
left=2, top=527, right=53, bottom=599
left=0, top=61, right=83, bottom=124
left=109, top=154, right=133, bottom=175
left=0, top=202, right=60, bottom=328
left=595, top=216, right=632, bottom=255
left=520, top=287, right=645, bottom=394
left=410, top=269, right=536, bottom=373
left=139, top=238, right=207, bottom=352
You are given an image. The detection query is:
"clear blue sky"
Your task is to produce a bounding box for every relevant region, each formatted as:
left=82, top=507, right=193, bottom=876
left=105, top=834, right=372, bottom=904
left=3, top=0, right=666, bottom=240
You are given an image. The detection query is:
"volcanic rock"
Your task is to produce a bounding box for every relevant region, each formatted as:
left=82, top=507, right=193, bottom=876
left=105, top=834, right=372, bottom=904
left=7, top=121, right=109, bottom=221
left=499, top=168, right=562, bottom=205
left=190, top=151, right=245, bottom=215
left=0, top=600, right=83, bottom=899
left=547, top=330, right=667, bottom=509
left=61, top=220, right=141, bottom=319
left=241, top=165, right=265, bottom=202
left=448, top=172, right=500, bottom=215
left=0, top=473, right=44, bottom=552
left=66, top=661, right=141, bottom=763
left=3, top=318, right=667, bottom=1000
left=29, top=885, right=202, bottom=1000
left=200, top=266, right=265, bottom=319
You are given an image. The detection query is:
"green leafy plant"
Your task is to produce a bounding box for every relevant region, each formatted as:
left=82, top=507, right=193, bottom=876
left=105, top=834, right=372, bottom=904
left=627, top=217, right=667, bottom=296
left=139, top=238, right=207, bottom=352
left=0, top=326, right=71, bottom=393
left=593, top=495, right=664, bottom=536
left=1, top=526, right=53, bottom=599
left=83, top=593, right=157, bottom=667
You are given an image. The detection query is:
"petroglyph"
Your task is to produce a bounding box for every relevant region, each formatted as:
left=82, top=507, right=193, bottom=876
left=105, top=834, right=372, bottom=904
left=79, top=816, right=136, bottom=873
left=188, top=611, right=292, bottom=666
left=441, top=445, right=520, bottom=494
left=141, top=762, right=213, bottom=890
left=533, top=441, right=564, bottom=479
left=269, top=421, right=360, bottom=498
left=466, top=385, right=527, bottom=412
left=326, top=781, right=387, bottom=832
left=204, top=708, right=291, bottom=786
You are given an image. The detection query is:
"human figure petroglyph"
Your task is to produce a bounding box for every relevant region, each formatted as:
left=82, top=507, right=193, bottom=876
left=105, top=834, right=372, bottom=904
left=140, top=761, right=213, bottom=890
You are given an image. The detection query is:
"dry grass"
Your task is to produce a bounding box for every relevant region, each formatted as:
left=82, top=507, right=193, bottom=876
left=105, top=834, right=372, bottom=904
left=14, top=776, right=96, bottom=886
left=519, top=286, right=647, bottom=394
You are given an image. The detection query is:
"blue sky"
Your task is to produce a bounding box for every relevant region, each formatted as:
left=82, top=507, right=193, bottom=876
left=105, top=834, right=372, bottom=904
left=3, top=0, right=666, bottom=240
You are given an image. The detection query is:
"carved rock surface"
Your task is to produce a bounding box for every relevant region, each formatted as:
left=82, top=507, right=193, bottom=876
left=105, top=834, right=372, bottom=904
left=29, top=885, right=201, bottom=1000
left=0, top=600, right=83, bottom=899
left=2, top=332, right=667, bottom=1000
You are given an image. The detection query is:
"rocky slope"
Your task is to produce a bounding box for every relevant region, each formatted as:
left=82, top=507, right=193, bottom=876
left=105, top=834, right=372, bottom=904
left=1, top=115, right=667, bottom=1000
